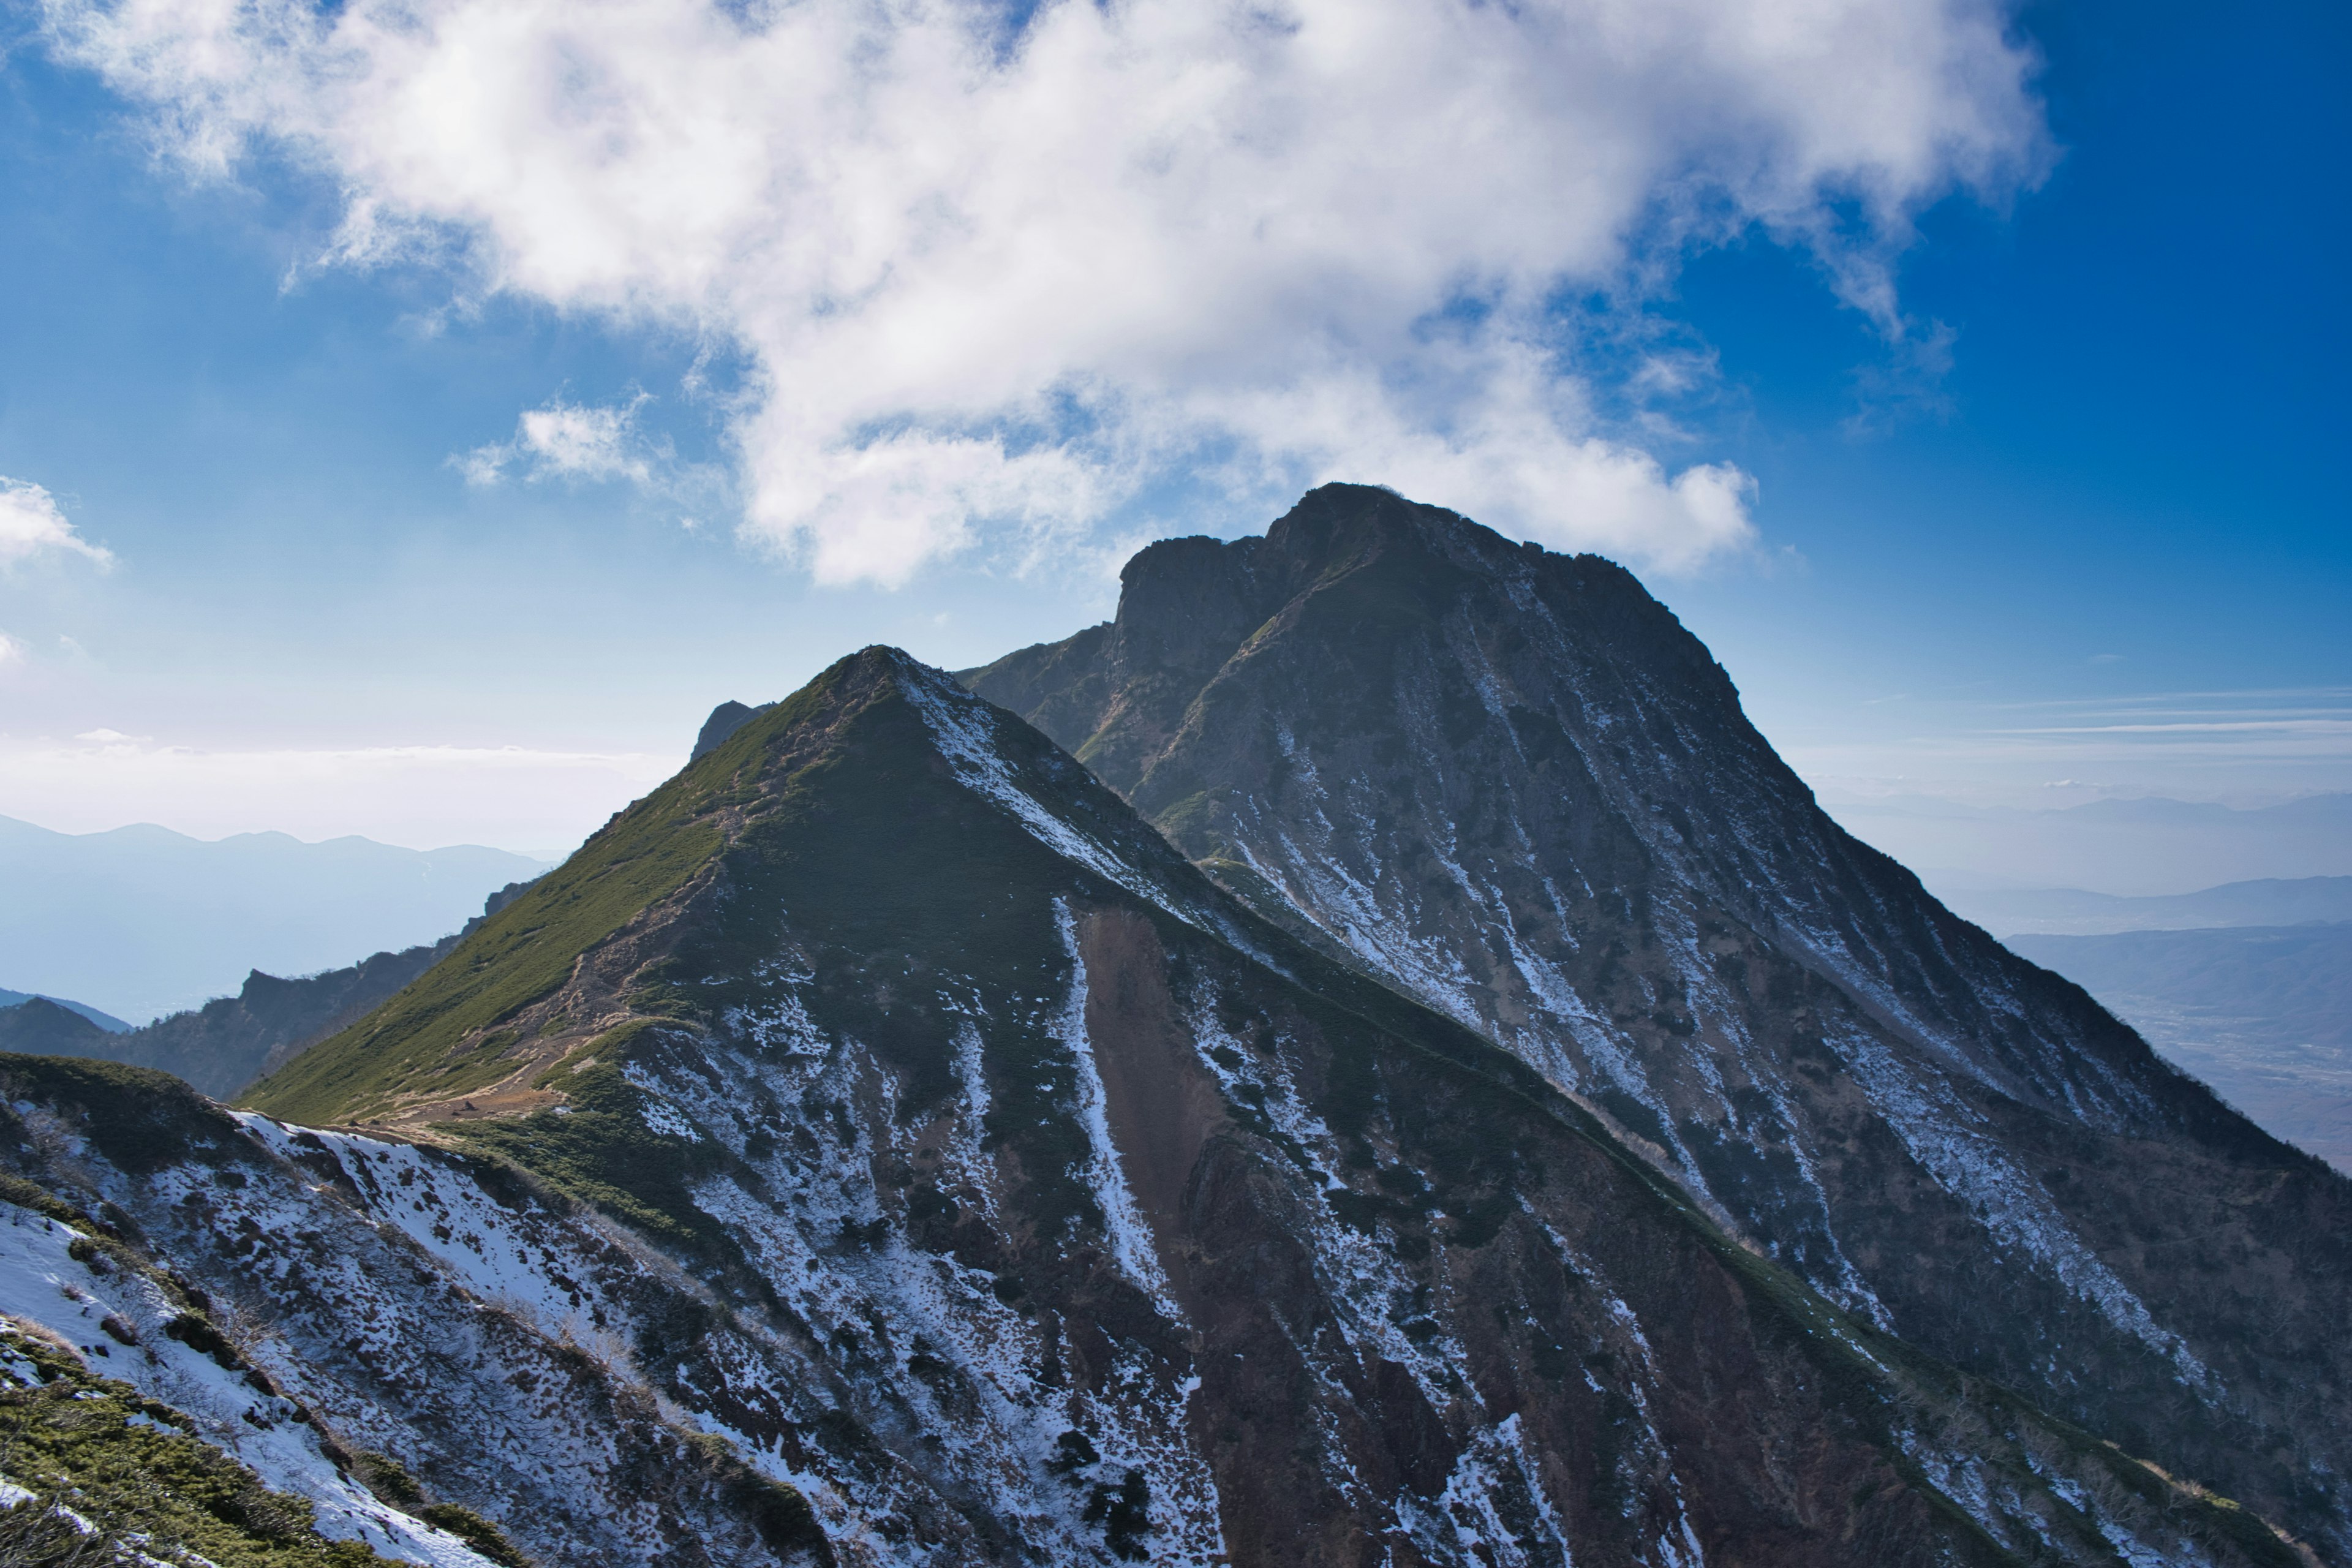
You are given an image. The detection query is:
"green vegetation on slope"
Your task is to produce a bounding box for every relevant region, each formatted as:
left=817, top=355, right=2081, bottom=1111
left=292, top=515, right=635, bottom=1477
left=241, top=776, right=730, bottom=1128
left=243, top=657, right=930, bottom=1127
left=0, top=1326, right=390, bottom=1567
left=453, top=1053, right=732, bottom=1260
left=458, top=663, right=1122, bottom=1254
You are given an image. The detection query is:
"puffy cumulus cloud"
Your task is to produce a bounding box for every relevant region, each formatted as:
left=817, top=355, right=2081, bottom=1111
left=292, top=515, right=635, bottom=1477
left=47, top=0, right=2048, bottom=582
left=0, top=631, right=24, bottom=665
left=0, top=477, right=114, bottom=570
left=461, top=396, right=660, bottom=486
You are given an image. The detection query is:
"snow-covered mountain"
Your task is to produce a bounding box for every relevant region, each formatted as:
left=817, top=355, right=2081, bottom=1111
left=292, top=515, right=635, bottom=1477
left=0, top=647, right=2304, bottom=1566
left=969, top=483, right=2352, bottom=1559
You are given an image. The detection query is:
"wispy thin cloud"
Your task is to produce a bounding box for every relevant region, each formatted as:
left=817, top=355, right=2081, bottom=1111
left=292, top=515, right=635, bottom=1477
left=1991, top=720, right=2352, bottom=737
left=461, top=396, right=662, bottom=488
left=0, top=476, right=113, bottom=570
left=1785, top=687, right=2352, bottom=811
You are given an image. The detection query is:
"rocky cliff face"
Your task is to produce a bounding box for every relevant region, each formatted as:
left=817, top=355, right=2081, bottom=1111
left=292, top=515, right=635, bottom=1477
left=693, top=699, right=770, bottom=761
left=968, top=483, right=2352, bottom=1559
left=0, top=649, right=2299, bottom=1567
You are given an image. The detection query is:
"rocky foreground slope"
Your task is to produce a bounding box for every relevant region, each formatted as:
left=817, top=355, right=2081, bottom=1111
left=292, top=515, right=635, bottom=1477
left=970, top=484, right=2352, bottom=1558
left=0, top=649, right=2310, bottom=1566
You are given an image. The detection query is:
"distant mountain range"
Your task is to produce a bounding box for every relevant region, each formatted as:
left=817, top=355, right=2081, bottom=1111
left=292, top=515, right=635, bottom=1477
left=1945, top=873, right=2352, bottom=936
left=2008, top=922, right=2352, bottom=1173
left=0, top=881, right=537, bottom=1098
left=0, top=987, right=129, bottom=1033
left=1923, top=876, right=2352, bottom=1175
left=1834, top=791, right=2352, bottom=897
left=0, top=814, right=549, bottom=1022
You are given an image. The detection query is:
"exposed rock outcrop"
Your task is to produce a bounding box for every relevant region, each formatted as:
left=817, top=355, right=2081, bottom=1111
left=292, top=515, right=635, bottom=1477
left=969, top=483, right=2352, bottom=1557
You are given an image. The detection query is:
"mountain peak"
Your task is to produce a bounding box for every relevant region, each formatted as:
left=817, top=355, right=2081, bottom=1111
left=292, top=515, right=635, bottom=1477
left=4, top=581, right=2334, bottom=1563
left=971, top=483, right=2352, bottom=1556
left=6, top=617, right=2318, bottom=1565
left=243, top=643, right=1204, bottom=1132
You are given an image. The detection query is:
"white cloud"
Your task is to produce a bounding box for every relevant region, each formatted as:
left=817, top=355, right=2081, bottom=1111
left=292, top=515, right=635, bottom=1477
left=462, top=395, right=662, bottom=486
left=0, top=477, right=114, bottom=570
left=47, top=0, right=2048, bottom=582
left=0, top=631, right=24, bottom=665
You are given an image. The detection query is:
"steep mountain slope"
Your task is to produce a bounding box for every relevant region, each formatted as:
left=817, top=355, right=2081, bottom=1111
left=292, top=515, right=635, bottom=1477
left=967, top=483, right=2352, bottom=1558
left=0, top=650, right=2297, bottom=1566
left=0, top=1311, right=414, bottom=1567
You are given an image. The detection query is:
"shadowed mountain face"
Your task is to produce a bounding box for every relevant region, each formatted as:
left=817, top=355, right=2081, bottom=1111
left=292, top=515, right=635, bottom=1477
left=0, top=995, right=118, bottom=1057
left=967, top=483, right=2352, bottom=1558
left=0, top=650, right=2297, bottom=1568
left=0, top=989, right=130, bottom=1033
left=693, top=698, right=770, bottom=761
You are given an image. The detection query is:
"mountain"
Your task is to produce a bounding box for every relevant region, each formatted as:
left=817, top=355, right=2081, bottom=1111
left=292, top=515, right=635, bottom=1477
left=693, top=698, right=771, bottom=760
left=0, top=814, right=550, bottom=1023
left=0, top=1295, right=453, bottom=1567
left=968, top=483, right=2352, bottom=1558
left=1825, top=794, right=2352, bottom=898
left=0, top=649, right=2299, bottom=1567
left=2007, top=922, right=2352, bottom=1172
left=28, top=881, right=542, bottom=1100
left=1938, top=875, right=2352, bottom=937
left=0, top=995, right=119, bottom=1057
left=0, top=988, right=132, bottom=1033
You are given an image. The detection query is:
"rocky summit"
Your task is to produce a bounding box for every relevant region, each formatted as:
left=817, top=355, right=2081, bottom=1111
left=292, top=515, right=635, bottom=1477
left=0, top=489, right=2337, bottom=1567
left=970, top=483, right=2352, bottom=1558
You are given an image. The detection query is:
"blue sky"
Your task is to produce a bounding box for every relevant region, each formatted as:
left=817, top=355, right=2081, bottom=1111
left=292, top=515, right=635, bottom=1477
left=0, top=0, right=2342, bottom=862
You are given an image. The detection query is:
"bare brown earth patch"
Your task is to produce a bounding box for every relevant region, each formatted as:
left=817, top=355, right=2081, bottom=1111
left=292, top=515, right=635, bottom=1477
left=1076, top=905, right=1228, bottom=1300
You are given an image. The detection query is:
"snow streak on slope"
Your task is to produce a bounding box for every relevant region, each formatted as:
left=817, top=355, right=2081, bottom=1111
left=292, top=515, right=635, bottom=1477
left=896, top=656, right=1283, bottom=976
left=1405, top=1414, right=1577, bottom=1568
left=1054, top=900, right=1182, bottom=1316
left=630, top=1000, right=1231, bottom=1566
left=896, top=658, right=1171, bottom=912
left=0, top=1196, right=495, bottom=1566
left=1826, top=1032, right=2208, bottom=1383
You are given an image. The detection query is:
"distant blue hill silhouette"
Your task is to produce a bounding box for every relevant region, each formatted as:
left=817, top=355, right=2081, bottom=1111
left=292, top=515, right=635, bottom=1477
left=0, top=989, right=130, bottom=1033
left=0, top=815, right=549, bottom=1023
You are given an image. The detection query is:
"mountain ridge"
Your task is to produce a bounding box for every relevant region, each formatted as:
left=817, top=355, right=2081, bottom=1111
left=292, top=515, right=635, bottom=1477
left=0, top=644, right=2303, bottom=1565
left=0, top=987, right=132, bottom=1033
left=8, top=881, right=540, bottom=1101
left=968, top=482, right=2352, bottom=1558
